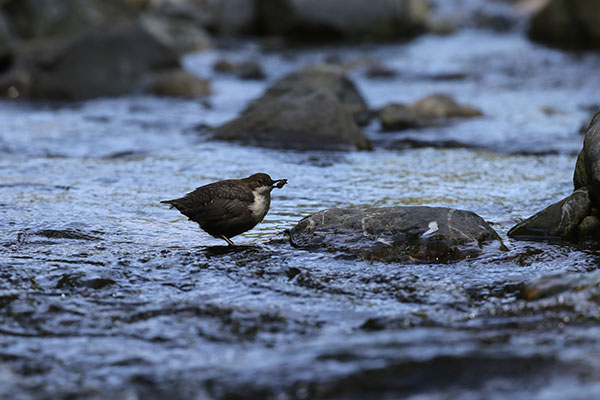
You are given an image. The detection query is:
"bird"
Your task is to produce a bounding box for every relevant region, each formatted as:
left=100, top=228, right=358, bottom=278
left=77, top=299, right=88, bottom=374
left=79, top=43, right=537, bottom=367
left=161, top=173, right=287, bottom=246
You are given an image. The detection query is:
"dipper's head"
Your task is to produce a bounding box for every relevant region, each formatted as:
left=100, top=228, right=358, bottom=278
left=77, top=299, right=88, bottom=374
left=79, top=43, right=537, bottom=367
left=245, top=173, right=287, bottom=194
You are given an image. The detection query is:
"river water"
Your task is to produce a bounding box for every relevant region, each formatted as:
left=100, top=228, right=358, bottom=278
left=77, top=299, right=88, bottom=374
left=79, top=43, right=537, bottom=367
left=2, top=19, right=600, bottom=400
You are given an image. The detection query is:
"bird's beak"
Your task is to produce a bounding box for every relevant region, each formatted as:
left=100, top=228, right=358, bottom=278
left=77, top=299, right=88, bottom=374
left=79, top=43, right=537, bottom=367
left=272, top=179, right=288, bottom=189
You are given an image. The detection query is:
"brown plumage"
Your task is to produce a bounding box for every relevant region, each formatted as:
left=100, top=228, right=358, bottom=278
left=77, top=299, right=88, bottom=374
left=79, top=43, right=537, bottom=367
left=161, top=173, right=287, bottom=245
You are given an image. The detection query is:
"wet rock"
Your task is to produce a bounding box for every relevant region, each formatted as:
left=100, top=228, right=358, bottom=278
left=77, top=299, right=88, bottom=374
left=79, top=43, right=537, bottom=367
left=213, top=58, right=236, bottom=73
left=213, top=58, right=266, bottom=80
left=206, top=0, right=258, bottom=35
left=213, top=65, right=371, bottom=150
left=574, top=109, right=600, bottom=204
left=519, top=270, right=600, bottom=301
left=365, top=63, right=397, bottom=78
left=411, top=94, right=483, bottom=119
left=257, top=0, right=428, bottom=42
left=263, top=65, right=368, bottom=121
left=139, top=12, right=212, bottom=56
left=508, top=188, right=591, bottom=240
left=35, top=229, right=102, bottom=241
left=528, top=0, right=600, bottom=48
left=235, top=60, right=266, bottom=80
left=287, top=206, right=504, bottom=263
left=4, top=21, right=180, bottom=99
left=56, top=273, right=116, bottom=290
left=377, top=103, right=419, bottom=130
left=213, top=86, right=369, bottom=150
left=0, top=10, right=14, bottom=65
left=577, top=215, right=600, bottom=240
left=150, top=69, right=211, bottom=98
left=377, top=94, right=483, bottom=131
left=3, top=0, right=143, bottom=41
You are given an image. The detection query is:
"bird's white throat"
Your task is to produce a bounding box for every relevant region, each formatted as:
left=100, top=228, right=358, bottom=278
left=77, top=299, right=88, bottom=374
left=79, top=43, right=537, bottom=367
left=249, top=187, right=271, bottom=221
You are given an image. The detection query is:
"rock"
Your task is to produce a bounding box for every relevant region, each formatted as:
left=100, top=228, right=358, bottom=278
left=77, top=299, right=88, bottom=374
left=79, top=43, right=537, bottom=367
left=235, top=60, right=266, bottom=80
left=0, top=10, right=14, bottom=56
left=287, top=206, right=504, bottom=263
left=213, top=65, right=371, bottom=150
left=376, top=103, right=419, bottom=130
left=377, top=94, right=483, bottom=131
left=528, top=0, right=600, bottom=48
left=257, top=0, right=428, bottom=42
left=411, top=94, right=483, bottom=119
left=574, top=109, right=600, bottom=204
left=213, top=58, right=236, bottom=73
left=210, top=0, right=258, bottom=35
left=213, top=58, right=265, bottom=80
left=139, top=12, right=212, bottom=56
left=213, top=86, right=370, bottom=150
left=261, top=65, right=368, bottom=122
left=365, top=63, right=397, bottom=78
left=151, top=69, right=211, bottom=98
left=3, top=0, right=142, bottom=41
left=520, top=270, right=600, bottom=301
left=507, top=188, right=592, bottom=240
left=577, top=215, right=600, bottom=241
left=5, top=21, right=179, bottom=100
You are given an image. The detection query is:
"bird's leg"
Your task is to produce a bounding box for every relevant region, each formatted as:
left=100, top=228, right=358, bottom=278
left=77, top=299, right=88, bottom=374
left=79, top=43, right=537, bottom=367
left=219, top=235, right=235, bottom=246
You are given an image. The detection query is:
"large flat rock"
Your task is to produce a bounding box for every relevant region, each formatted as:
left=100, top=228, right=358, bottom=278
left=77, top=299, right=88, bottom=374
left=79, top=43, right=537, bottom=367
left=287, top=206, right=504, bottom=263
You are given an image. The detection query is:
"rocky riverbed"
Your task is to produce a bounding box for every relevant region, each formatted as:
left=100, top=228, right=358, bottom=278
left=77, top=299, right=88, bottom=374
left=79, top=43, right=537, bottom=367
left=2, top=1, right=600, bottom=399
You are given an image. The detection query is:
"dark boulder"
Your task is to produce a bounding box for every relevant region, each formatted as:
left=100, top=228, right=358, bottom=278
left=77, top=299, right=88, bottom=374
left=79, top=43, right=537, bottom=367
left=139, top=12, right=212, bottom=56
left=213, top=86, right=369, bottom=150
left=287, top=206, right=504, bottom=263
left=528, top=0, right=600, bottom=48
left=508, top=188, right=592, bottom=240
left=574, top=109, right=600, bottom=204
left=3, top=0, right=142, bottom=41
left=257, top=0, right=428, bottom=42
left=262, top=65, right=368, bottom=122
left=213, top=65, right=371, bottom=150
left=2, top=21, right=181, bottom=100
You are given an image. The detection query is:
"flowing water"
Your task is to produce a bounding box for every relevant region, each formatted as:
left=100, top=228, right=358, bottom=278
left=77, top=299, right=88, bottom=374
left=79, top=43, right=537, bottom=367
left=2, top=19, right=600, bottom=400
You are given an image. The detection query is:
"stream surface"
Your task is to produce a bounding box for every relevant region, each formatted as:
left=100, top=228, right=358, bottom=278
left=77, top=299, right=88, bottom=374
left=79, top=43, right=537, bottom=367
left=2, top=14, right=600, bottom=400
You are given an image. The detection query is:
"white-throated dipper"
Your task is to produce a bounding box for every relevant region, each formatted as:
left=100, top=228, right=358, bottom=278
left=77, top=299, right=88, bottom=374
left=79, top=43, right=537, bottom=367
left=161, top=173, right=287, bottom=245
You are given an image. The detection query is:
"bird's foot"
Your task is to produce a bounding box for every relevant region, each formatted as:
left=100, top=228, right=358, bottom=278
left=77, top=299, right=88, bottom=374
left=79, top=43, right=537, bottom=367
left=219, top=235, right=235, bottom=246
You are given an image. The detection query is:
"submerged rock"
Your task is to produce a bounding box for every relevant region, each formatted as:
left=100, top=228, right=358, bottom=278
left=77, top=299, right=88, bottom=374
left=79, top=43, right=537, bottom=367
left=520, top=270, right=600, bottom=301
left=377, top=94, right=483, bottom=131
left=508, top=189, right=592, bottom=240
left=213, top=65, right=370, bottom=150
left=257, top=0, right=428, bottom=42
left=528, top=0, right=600, bottom=48
left=2, top=21, right=181, bottom=100
left=287, top=206, right=504, bottom=263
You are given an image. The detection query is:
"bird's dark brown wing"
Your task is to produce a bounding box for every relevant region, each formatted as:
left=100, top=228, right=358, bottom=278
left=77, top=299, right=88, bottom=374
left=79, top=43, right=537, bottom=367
left=162, top=180, right=254, bottom=224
